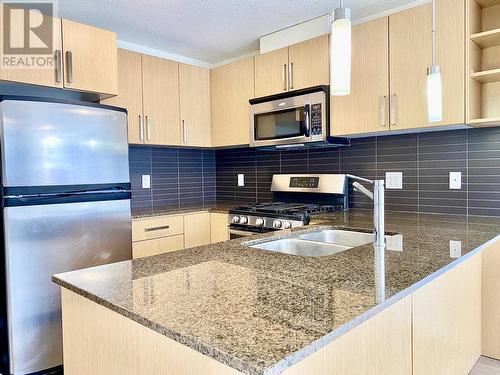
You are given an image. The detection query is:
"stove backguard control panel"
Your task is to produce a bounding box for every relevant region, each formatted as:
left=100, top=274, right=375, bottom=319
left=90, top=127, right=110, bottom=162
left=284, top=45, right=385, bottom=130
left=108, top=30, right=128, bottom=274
left=289, top=177, right=320, bottom=189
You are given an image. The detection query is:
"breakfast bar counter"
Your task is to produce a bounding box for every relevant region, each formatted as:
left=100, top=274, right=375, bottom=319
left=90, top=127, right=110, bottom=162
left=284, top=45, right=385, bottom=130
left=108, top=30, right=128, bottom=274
left=53, top=211, right=500, bottom=375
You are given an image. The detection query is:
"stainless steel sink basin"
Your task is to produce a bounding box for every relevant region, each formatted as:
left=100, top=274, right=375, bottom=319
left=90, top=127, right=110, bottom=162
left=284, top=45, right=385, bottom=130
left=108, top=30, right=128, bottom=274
left=298, top=229, right=374, bottom=247
left=251, top=238, right=352, bottom=257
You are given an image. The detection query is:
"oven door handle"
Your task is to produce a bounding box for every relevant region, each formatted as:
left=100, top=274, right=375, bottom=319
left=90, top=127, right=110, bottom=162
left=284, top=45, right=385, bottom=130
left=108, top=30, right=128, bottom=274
left=228, top=229, right=258, bottom=237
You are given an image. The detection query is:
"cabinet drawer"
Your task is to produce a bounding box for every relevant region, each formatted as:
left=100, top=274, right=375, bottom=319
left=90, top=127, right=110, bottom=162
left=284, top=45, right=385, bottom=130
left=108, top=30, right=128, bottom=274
left=132, top=215, right=184, bottom=241
left=132, top=235, right=184, bottom=259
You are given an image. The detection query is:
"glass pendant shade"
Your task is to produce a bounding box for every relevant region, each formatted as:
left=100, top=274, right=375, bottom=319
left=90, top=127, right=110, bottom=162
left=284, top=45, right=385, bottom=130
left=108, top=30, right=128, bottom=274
left=427, top=66, right=443, bottom=123
left=330, top=8, right=351, bottom=96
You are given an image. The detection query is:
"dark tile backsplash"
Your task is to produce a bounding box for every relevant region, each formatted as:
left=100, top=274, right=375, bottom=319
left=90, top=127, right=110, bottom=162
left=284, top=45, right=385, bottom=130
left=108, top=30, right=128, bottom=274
left=129, top=146, right=216, bottom=216
left=214, top=127, right=500, bottom=217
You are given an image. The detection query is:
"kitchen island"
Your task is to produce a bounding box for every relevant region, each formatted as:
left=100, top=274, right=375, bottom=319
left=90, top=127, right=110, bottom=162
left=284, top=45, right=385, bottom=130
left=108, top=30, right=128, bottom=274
left=53, top=210, right=500, bottom=375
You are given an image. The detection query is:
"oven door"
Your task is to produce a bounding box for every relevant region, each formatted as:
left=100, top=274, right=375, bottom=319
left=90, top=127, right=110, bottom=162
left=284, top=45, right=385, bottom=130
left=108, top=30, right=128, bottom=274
left=228, top=226, right=278, bottom=240
left=250, top=89, right=326, bottom=148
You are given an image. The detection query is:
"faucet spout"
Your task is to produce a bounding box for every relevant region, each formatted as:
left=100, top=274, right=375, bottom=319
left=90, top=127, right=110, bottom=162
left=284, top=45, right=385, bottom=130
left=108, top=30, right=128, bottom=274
left=349, top=177, right=385, bottom=252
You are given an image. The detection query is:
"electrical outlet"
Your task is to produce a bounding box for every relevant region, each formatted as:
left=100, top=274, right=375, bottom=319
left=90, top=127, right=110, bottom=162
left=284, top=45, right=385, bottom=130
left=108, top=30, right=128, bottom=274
left=450, top=240, right=462, bottom=258
left=449, top=172, right=461, bottom=190
left=238, top=174, right=245, bottom=187
left=142, top=175, right=151, bottom=189
left=386, top=234, right=403, bottom=252
left=386, top=172, right=403, bottom=189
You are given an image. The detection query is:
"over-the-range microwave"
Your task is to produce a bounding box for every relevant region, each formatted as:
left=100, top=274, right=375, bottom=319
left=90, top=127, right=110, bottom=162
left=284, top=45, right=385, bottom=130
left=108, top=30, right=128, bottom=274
left=249, top=85, right=349, bottom=149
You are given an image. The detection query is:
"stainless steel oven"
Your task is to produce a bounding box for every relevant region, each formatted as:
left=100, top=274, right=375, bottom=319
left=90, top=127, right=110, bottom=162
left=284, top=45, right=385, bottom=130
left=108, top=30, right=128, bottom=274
left=249, top=86, right=329, bottom=148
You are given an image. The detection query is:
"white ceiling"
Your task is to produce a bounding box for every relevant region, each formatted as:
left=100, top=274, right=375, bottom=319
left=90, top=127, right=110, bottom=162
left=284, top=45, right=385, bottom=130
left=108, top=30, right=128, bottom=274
left=58, top=0, right=425, bottom=65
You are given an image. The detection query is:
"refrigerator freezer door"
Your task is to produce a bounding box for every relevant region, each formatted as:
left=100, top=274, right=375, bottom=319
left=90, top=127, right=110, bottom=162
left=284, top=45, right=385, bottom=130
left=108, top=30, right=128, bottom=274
left=0, top=99, right=129, bottom=187
left=3, top=199, right=131, bottom=375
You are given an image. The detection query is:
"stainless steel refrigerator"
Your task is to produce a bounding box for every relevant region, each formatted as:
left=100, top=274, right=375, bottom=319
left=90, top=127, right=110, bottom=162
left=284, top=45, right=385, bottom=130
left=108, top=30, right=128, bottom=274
left=0, top=97, right=132, bottom=375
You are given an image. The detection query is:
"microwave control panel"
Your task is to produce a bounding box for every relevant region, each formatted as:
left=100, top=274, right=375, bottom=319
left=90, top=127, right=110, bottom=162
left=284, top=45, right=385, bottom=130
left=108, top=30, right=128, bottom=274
left=310, top=104, right=322, bottom=135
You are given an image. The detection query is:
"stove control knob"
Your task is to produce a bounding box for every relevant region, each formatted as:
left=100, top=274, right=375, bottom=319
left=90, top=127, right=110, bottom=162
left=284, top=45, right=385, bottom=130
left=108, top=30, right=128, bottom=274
left=231, top=216, right=240, bottom=224
left=283, top=221, right=292, bottom=229
left=255, top=218, right=264, bottom=226
left=273, top=220, right=283, bottom=229
left=239, top=216, right=248, bottom=224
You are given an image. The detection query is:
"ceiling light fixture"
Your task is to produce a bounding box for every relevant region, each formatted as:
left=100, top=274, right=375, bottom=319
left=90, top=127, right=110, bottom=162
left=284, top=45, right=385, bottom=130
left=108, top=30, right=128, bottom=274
left=427, top=0, right=443, bottom=122
left=330, top=0, right=351, bottom=96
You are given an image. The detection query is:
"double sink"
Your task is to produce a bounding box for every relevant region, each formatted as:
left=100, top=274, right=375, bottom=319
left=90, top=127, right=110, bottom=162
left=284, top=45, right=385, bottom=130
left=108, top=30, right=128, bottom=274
left=249, top=229, right=396, bottom=257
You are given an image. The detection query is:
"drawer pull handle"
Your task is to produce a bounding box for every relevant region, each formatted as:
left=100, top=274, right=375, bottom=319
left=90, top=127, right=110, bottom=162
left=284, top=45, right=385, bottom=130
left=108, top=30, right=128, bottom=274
left=145, top=225, right=170, bottom=232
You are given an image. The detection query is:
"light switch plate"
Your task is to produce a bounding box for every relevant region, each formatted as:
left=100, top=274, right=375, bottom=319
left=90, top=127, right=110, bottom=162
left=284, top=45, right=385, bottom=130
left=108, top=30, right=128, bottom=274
left=386, top=234, right=403, bottom=252
left=449, top=172, right=462, bottom=190
left=450, top=240, right=462, bottom=258
left=386, top=172, right=403, bottom=189
left=237, top=174, right=245, bottom=187
left=142, top=174, right=151, bottom=189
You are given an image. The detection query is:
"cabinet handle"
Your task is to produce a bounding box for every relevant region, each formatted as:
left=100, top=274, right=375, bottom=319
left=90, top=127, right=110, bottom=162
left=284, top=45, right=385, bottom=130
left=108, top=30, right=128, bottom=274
left=289, top=62, right=294, bottom=90
left=390, top=94, right=397, bottom=126
left=182, top=120, right=188, bottom=144
left=145, top=225, right=170, bottom=232
left=139, top=115, right=144, bottom=141
left=145, top=116, right=151, bottom=142
left=55, top=50, right=62, bottom=83
left=380, top=96, right=386, bottom=127
left=282, top=64, right=287, bottom=91
left=65, top=51, right=73, bottom=83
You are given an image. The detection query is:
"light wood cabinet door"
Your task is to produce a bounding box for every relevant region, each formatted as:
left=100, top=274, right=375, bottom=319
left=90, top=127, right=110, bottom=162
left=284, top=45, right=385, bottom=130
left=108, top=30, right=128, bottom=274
left=184, top=212, right=211, bottom=249
left=102, top=49, right=144, bottom=144
left=141, top=55, right=180, bottom=145
left=210, top=213, right=229, bottom=243
left=389, top=0, right=465, bottom=130
left=412, top=255, right=481, bottom=375
left=482, top=238, right=500, bottom=359
left=132, top=215, right=184, bottom=242
left=288, top=35, right=329, bottom=91
left=0, top=6, right=63, bottom=88
left=179, top=63, right=211, bottom=147
left=132, top=235, right=184, bottom=259
left=331, top=18, right=389, bottom=136
left=255, top=47, right=289, bottom=97
left=283, top=296, right=412, bottom=375
left=211, top=57, right=254, bottom=147
left=61, top=19, right=118, bottom=95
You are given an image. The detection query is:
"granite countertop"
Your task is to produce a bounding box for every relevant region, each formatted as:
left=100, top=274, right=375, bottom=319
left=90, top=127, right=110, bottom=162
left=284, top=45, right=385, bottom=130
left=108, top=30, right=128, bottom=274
left=131, top=206, right=233, bottom=219
left=53, top=210, right=500, bottom=375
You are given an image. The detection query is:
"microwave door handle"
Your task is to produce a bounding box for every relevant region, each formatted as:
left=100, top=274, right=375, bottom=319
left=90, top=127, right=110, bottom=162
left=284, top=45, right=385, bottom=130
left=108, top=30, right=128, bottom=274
left=303, top=104, right=311, bottom=137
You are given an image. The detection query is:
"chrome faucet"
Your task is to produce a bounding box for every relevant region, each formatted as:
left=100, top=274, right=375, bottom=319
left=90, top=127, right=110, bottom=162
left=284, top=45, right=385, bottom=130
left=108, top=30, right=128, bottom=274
left=346, top=175, right=386, bottom=253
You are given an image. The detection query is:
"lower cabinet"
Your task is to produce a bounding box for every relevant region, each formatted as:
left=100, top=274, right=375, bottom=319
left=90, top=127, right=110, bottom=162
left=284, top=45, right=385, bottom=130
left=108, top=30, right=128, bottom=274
left=184, top=212, right=211, bottom=249
left=412, top=254, right=481, bottom=375
left=131, top=211, right=228, bottom=259
left=132, top=235, right=184, bottom=259
left=482, top=238, right=500, bottom=359
left=210, top=213, right=229, bottom=243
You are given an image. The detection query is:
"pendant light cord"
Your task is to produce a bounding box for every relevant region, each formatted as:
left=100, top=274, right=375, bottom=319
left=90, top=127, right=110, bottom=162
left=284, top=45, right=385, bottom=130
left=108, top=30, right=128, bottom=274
left=431, top=0, right=436, bottom=67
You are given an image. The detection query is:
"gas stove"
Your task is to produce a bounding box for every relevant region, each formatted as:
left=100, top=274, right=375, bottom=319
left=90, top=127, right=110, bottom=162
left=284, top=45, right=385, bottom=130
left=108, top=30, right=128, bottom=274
left=229, top=202, right=341, bottom=230
left=228, top=174, right=348, bottom=238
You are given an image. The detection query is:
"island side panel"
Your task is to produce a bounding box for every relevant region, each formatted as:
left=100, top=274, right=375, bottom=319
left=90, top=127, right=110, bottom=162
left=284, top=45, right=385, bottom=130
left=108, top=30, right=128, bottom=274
left=482, top=238, right=500, bottom=359
left=60, top=288, right=243, bottom=375
left=282, top=295, right=412, bottom=375
left=412, top=253, right=482, bottom=375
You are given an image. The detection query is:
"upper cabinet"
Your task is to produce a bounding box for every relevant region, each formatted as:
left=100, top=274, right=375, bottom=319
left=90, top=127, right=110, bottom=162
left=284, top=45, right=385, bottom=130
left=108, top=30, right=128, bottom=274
left=179, top=63, right=211, bottom=147
left=331, top=18, right=390, bottom=136
left=0, top=5, right=118, bottom=97
left=255, top=35, right=329, bottom=98
left=211, top=57, right=254, bottom=147
left=466, top=0, right=500, bottom=126
left=0, top=7, right=63, bottom=88
left=102, top=49, right=143, bottom=143
left=390, top=0, right=465, bottom=130
left=332, top=0, right=465, bottom=136
left=61, top=19, right=118, bottom=95
left=104, top=49, right=213, bottom=147
left=141, top=55, right=180, bottom=146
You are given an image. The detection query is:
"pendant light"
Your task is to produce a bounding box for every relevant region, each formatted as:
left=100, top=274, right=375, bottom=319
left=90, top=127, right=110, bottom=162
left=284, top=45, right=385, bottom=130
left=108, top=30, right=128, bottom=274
left=427, top=0, right=443, bottom=122
left=330, top=0, right=351, bottom=96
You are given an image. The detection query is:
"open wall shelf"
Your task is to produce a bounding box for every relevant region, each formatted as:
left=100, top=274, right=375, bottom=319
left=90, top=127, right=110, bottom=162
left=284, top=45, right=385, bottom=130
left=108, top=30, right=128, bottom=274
left=471, top=28, right=500, bottom=48
left=466, top=0, right=500, bottom=125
